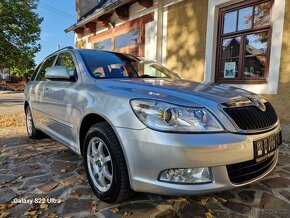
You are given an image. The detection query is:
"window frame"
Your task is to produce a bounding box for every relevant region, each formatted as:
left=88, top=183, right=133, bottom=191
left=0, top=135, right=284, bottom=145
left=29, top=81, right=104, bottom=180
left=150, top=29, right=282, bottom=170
left=89, top=13, right=155, bottom=57
left=30, top=62, right=43, bottom=81
left=54, top=51, right=79, bottom=82
left=35, top=55, right=58, bottom=81
left=215, top=0, right=273, bottom=84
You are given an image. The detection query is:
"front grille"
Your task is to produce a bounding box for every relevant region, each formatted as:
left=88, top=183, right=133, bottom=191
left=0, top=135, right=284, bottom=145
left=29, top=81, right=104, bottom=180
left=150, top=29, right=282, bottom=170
left=223, top=102, right=278, bottom=131
left=227, top=154, right=276, bottom=184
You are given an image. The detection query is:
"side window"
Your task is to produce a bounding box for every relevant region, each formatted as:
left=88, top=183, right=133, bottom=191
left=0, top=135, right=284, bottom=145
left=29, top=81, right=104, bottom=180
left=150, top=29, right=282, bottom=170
left=36, top=56, right=57, bottom=81
left=55, top=52, right=77, bottom=77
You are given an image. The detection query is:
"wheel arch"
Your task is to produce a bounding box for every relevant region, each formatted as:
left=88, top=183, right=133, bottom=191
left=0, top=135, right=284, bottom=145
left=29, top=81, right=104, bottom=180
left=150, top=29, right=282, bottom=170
left=79, top=112, right=133, bottom=181
left=79, top=113, right=125, bottom=157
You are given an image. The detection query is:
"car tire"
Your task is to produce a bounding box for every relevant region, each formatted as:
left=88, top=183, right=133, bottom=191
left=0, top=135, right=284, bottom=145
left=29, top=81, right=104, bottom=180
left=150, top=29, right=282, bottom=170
left=25, top=106, right=43, bottom=139
left=84, top=122, right=133, bottom=203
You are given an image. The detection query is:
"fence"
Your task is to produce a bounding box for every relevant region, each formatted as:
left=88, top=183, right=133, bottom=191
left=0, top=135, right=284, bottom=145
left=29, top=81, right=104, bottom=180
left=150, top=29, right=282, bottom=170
left=0, top=76, right=28, bottom=91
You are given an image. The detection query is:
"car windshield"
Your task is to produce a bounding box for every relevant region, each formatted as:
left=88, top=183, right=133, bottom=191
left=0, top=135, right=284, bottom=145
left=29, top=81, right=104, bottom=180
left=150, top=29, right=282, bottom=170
left=79, top=50, right=180, bottom=79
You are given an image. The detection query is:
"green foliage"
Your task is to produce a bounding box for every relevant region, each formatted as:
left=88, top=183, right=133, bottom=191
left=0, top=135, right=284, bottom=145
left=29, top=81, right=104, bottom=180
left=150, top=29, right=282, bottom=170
left=0, top=0, right=43, bottom=76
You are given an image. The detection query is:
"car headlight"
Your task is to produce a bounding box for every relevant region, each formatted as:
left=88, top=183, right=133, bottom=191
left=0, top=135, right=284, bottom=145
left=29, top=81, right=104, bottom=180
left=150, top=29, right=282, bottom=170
left=130, top=99, right=224, bottom=132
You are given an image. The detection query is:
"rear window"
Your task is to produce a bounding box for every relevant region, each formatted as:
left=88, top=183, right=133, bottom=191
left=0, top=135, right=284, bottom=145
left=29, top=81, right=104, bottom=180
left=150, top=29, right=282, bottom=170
left=79, top=50, right=179, bottom=79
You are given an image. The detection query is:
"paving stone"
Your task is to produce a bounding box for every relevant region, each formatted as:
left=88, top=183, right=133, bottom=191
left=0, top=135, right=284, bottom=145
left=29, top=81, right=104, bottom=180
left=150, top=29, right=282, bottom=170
left=244, top=182, right=272, bottom=192
left=180, top=203, right=207, bottom=218
left=259, top=193, right=289, bottom=218
left=15, top=150, right=43, bottom=159
left=63, top=175, right=83, bottom=185
left=0, top=187, right=18, bottom=204
left=0, top=169, right=10, bottom=174
left=59, top=172, right=76, bottom=180
left=101, top=202, right=160, bottom=218
left=73, top=187, right=94, bottom=197
left=38, top=179, right=59, bottom=193
left=261, top=177, right=290, bottom=188
left=50, top=150, right=81, bottom=162
left=27, top=156, right=49, bottom=165
left=12, top=164, right=45, bottom=177
left=129, top=193, right=151, bottom=201
left=238, top=190, right=255, bottom=202
left=10, top=181, right=24, bottom=190
left=215, top=212, right=247, bottom=218
left=50, top=161, right=77, bottom=174
left=48, top=185, right=73, bottom=198
left=76, top=167, right=86, bottom=176
left=0, top=174, right=17, bottom=183
left=24, top=174, right=53, bottom=187
left=155, top=209, right=179, bottom=218
left=279, top=191, right=290, bottom=201
left=258, top=212, right=278, bottom=218
left=62, top=198, right=92, bottom=215
left=45, top=200, right=63, bottom=216
left=222, top=201, right=252, bottom=214
left=268, top=170, right=290, bottom=177
left=278, top=154, right=290, bottom=164
left=95, top=200, right=112, bottom=211
left=7, top=202, right=31, bottom=217
left=214, top=191, right=235, bottom=200
left=172, top=200, right=189, bottom=212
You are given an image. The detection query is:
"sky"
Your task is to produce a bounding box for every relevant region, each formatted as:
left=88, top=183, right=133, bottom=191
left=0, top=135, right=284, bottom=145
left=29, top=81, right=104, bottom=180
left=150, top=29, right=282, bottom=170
left=34, top=0, right=76, bottom=64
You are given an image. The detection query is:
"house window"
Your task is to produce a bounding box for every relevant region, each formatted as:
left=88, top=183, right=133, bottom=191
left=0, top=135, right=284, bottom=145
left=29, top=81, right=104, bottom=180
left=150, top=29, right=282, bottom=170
left=216, top=0, right=272, bottom=84
left=94, top=38, right=112, bottom=51
left=114, top=29, right=141, bottom=49
left=92, top=28, right=142, bottom=56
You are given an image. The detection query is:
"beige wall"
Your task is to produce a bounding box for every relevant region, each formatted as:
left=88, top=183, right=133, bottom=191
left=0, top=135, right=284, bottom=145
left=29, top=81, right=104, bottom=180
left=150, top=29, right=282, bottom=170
left=166, top=0, right=208, bottom=82
left=263, top=0, right=290, bottom=123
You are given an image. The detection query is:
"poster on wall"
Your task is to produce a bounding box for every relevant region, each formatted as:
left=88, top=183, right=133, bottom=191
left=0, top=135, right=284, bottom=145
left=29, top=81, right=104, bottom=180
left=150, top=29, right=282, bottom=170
left=224, top=62, right=236, bottom=78
left=0, top=68, right=10, bottom=80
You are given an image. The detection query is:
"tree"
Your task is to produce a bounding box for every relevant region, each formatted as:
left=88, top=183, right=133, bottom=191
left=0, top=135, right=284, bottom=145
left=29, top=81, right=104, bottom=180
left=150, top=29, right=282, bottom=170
left=0, top=0, right=42, bottom=76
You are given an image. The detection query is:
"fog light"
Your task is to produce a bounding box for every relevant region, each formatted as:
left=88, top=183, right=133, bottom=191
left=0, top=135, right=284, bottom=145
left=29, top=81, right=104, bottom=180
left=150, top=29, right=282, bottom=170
left=159, top=168, right=212, bottom=184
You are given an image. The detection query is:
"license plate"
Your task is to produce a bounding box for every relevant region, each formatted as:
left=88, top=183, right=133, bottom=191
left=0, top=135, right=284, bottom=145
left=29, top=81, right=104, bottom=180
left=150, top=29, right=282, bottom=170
left=254, top=131, right=282, bottom=162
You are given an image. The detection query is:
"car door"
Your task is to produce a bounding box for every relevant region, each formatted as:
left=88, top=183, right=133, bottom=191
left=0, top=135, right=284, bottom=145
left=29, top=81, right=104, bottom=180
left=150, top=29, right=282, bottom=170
left=43, top=52, right=81, bottom=150
left=28, top=62, right=42, bottom=112
left=31, top=55, right=57, bottom=130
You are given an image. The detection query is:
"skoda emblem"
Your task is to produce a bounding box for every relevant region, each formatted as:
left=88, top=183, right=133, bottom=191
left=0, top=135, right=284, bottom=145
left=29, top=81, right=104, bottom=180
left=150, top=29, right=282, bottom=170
left=250, top=98, right=266, bottom=112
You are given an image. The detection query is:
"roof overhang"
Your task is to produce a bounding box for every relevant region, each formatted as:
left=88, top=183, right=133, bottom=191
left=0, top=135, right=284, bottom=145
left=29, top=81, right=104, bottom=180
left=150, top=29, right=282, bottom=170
left=65, top=0, right=148, bottom=33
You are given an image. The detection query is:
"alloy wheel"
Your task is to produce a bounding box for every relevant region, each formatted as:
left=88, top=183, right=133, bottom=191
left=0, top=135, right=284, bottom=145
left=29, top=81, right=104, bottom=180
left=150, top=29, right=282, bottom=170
left=87, top=137, right=113, bottom=192
left=26, top=109, right=33, bottom=136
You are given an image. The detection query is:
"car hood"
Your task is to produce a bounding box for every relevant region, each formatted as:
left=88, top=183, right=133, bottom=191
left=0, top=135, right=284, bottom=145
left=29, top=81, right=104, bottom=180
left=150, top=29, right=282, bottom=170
left=96, top=78, right=259, bottom=107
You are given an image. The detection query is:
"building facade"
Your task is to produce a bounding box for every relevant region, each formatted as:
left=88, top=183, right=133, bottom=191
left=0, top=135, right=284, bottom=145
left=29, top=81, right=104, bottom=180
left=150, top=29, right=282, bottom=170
left=65, top=0, right=289, bottom=124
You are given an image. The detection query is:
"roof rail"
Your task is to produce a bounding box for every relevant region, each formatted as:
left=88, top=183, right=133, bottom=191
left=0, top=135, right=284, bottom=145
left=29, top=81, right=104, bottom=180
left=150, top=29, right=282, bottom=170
left=55, top=46, right=74, bottom=53
left=47, top=46, right=74, bottom=57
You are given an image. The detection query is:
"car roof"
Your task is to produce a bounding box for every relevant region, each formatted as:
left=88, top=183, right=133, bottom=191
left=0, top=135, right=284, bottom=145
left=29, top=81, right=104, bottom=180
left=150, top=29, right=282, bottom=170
left=43, top=47, right=142, bottom=62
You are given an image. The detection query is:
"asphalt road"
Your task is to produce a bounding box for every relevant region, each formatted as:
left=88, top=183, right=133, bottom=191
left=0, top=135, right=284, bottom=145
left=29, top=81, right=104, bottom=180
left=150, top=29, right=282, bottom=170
left=0, top=92, right=24, bottom=115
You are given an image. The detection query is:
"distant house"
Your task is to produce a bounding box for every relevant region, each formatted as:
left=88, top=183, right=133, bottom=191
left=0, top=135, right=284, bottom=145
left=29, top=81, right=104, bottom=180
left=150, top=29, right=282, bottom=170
left=0, top=68, right=10, bottom=81
left=65, top=0, right=290, bottom=124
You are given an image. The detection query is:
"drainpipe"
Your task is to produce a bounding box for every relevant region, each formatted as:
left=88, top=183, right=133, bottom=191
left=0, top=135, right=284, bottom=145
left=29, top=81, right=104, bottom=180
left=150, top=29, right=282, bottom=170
left=156, top=0, right=164, bottom=64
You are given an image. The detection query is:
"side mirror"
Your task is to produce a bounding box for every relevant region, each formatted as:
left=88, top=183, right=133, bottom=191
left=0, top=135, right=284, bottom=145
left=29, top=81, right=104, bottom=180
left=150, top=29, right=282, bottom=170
left=45, top=66, right=71, bottom=80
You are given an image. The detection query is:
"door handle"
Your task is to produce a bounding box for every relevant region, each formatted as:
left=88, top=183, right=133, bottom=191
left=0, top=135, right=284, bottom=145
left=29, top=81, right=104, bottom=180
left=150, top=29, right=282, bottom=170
left=44, top=88, right=50, bottom=96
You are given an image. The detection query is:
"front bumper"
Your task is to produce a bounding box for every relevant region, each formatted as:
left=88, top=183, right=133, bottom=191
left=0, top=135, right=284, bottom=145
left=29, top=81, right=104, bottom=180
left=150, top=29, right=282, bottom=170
left=114, top=125, right=280, bottom=195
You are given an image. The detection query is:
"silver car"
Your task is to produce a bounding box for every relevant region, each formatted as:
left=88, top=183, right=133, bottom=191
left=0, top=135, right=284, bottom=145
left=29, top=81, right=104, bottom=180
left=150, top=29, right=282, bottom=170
left=24, top=47, right=282, bottom=203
